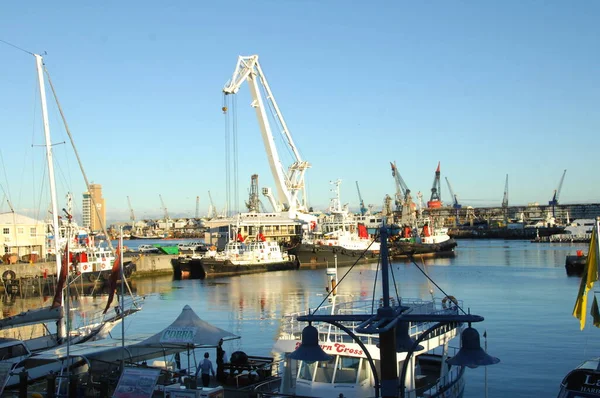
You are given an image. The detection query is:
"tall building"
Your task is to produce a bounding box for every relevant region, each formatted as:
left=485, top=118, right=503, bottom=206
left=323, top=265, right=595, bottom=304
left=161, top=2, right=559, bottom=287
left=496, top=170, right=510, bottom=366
left=82, top=184, right=106, bottom=232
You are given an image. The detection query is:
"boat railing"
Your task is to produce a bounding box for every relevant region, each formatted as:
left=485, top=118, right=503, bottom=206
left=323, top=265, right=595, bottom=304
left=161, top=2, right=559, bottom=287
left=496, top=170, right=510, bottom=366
left=70, top=295, right=142, bottom=334
left=414, top=351, right=465, bottom=398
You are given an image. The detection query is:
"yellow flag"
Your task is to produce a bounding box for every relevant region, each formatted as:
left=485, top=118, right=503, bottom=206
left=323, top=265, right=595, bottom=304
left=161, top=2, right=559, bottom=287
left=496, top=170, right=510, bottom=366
left=573, top=274, right=588, bottom=330
left=592, top=296, right=600, bottom=328
left=574, top=221, right=600, bottom=330
left=585, top=225, right=598, bottom=290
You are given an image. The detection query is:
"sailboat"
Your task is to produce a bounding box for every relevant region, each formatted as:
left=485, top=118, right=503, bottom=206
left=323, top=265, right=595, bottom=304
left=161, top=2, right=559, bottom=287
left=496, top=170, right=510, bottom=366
left=0, top=53, right=141, bottom=393
left=558, top=218, right=600, bottom=397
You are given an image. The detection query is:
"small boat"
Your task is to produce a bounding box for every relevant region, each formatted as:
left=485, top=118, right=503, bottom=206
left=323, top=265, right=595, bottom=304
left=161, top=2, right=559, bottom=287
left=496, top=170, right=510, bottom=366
left=566, top=250, right=587, bottom=276
left=273, top=226, right=498, bottom=398
left=560, top=219, right=600, bottom=396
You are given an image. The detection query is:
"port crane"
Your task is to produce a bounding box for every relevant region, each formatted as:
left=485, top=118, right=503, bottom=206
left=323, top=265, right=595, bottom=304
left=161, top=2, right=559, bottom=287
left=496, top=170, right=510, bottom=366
left=223, top=55, right=311, bottom=221
left=207, top=191, right=216, bottom=219
left=549, top=169, right=567, bottom=217
left=356, top=181, right=367, bottom=216
left=390, top=161, right=411, bottom=211
left=502, top=175, right=509, bottom=223
left=195, top=196, right=200, bottom=218
left=159, top=194, right=170, bottom=232
left=427, top=162, right=442, bottom=208
left=127, top=196, right=135, bottom=225
left=445, top=177, right=461, bottom=225
left=445, top=177, right=461, bottom=210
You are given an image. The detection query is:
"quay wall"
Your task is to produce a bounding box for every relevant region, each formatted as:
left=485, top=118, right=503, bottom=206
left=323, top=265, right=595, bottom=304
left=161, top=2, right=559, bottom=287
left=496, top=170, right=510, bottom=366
left=423, top=203, right=600, bottom=222
left=0, top=254, right=175, bottom=281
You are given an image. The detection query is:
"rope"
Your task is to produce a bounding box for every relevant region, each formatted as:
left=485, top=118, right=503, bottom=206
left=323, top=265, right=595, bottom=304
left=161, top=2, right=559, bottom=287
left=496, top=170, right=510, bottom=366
left=0, top=38, right=34, bottom=55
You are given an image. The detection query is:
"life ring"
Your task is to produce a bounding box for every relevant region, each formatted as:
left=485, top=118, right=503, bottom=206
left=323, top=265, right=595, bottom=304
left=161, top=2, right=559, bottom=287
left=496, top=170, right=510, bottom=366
left=442, top=295, right=458, bottom=309
left=2, top=270, right=16, bottom=281
left=83, top=264, right=89, bottom=271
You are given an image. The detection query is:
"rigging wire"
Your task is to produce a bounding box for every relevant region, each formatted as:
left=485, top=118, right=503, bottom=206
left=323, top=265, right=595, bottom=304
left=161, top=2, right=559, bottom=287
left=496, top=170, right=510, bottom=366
left=223, top=94, right=231, bottom=217
left=43, top=64, right=137, bottom=301
left=0, top=38, right=34, bottom=56
left=232, top=94, right=239, bottom=215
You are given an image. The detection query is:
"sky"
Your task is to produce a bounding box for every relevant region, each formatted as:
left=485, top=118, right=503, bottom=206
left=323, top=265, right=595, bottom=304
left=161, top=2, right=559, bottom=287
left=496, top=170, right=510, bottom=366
left=0, top=1, right=598, bottom=224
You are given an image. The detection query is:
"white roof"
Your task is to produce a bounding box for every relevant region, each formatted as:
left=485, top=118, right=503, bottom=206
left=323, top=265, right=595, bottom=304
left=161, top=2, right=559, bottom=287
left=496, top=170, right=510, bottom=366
left=0, top=212, right=44, bottom=225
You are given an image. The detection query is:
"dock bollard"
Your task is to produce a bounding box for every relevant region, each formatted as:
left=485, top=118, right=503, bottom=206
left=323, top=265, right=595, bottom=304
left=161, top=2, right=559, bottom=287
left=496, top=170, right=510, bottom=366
left=46, top=372, right=56, bottom=398
left=18, top=369, right=27, bottom=398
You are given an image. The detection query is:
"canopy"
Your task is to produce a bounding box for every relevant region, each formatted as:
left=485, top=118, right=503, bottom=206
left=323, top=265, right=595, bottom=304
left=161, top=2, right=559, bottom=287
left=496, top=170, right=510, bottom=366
left=136, top=305, right=239, bottom=348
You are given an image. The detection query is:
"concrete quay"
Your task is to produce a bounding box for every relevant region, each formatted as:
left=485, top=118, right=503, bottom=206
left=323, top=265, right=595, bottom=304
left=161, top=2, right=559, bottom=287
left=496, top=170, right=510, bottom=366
left=0, top=253, right=175, bottom=282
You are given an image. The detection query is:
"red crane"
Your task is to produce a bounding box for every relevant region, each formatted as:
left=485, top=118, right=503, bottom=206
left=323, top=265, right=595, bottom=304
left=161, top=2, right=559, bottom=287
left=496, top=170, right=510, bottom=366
left=427, top=162, right=442, bottom=208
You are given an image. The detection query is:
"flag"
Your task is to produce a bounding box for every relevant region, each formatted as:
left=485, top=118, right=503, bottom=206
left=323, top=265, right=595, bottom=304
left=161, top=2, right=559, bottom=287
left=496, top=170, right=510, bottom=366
left=51, top=243, right=68, bottom=310
left=592, top=296, right=600, bottom=328
left=103, top=245, right=122, bottom=314
left=573, top=221, right=599, bottom=329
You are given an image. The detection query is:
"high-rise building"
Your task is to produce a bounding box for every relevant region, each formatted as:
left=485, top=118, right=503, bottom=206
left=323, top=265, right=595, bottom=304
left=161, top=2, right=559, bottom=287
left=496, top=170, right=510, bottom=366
left=82, top=184, right=106, bottom=232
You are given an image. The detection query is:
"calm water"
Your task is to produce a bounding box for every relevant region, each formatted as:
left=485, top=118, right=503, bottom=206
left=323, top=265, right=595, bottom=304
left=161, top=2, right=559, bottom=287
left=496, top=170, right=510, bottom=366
left=3, top=239, right=598, bottom=397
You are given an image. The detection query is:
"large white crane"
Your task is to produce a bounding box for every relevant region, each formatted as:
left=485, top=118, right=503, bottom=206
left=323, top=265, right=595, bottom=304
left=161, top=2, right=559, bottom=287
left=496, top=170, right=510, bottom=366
left=159, top=194, right=170, bottom=232
left=222, top=55, right=311, bottom=220
left=207, top=191, right=216, bottom=219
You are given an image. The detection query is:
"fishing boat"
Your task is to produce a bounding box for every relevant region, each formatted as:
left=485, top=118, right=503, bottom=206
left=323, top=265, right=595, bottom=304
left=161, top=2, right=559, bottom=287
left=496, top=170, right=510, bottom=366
left=178, top=235, right=299, bottom=279
left=0, top=53, right=142, bottom=394
left=559, top=218, right=600, bottom=397
left=285, top=180, right=381, bottom=269
left=273, top=226, right=499, bottom=398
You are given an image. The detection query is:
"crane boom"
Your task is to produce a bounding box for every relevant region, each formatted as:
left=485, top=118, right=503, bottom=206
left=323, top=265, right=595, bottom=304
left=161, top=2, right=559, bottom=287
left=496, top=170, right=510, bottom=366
left=127, top=196, right=135, bottom=223
left=549, top=169, right=567, bottom=205
left=502, top=175, right=509, bottom=208
left=208, top=191, right=216, bottom=218
left=355, top=181, right=367, bottom=216
left=445, top=177, right=461, bottom=209
left=390, top=161, right=411, bottom=211
left=223, top=55, right=310, bottom=217
left=159, top=194, right=169, bottom=221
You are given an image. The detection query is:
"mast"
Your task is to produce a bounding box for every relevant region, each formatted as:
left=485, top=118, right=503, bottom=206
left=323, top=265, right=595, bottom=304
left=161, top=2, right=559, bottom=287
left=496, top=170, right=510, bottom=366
left=35, top=53, right=66, bottom=339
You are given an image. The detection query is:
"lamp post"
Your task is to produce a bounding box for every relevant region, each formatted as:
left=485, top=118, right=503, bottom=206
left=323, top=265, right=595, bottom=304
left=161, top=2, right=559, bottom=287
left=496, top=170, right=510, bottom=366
left=290, top=226, right=499, bottom=397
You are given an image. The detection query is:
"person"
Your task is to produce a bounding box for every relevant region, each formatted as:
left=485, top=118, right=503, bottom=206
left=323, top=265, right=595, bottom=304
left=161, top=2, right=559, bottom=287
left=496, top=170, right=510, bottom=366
left=196, top=352, right=215, bottom=387
left=216, top=339, right=225, bottom=382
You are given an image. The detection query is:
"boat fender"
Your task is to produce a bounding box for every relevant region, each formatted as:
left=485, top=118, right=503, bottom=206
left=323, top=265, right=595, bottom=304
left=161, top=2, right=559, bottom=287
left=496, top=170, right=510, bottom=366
left=442, top=295, right=458, bottom=309
left=2, top=269, right=16, bottom=281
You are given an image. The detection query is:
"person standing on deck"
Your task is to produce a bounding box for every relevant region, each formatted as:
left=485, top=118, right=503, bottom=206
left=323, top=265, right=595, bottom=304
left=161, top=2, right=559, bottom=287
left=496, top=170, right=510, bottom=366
left=196, top=352, right=215, bottom=387
left=216, top=338, right=225, bottom=382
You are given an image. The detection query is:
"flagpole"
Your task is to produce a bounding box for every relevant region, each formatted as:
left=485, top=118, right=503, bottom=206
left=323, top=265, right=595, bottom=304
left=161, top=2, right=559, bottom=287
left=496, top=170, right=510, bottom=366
left=484, top=330, right=488, bottom=398
left=120, top=227, right=125, bottom=371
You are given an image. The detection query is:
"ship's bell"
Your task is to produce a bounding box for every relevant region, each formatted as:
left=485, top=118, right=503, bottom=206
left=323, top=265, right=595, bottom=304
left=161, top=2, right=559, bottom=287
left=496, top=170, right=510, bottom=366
left=446, top=326, right=500, bottom=368
left=289, top=323, right=332, bottom=363
left=396, top=321, right=424, bottom=353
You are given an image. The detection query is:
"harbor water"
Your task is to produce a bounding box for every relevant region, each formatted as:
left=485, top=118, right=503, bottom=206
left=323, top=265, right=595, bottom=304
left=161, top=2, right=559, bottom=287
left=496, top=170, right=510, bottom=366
left=3, top=239, right=599, bottom=397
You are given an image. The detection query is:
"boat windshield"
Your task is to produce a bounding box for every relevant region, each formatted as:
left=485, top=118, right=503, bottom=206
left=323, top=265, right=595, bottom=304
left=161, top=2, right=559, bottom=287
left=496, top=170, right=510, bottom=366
left=297, top=356, right=368, bottom=384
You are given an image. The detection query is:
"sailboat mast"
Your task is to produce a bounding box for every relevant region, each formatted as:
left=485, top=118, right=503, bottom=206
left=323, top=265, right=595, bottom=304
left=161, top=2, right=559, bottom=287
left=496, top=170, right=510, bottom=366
left=35, top=54, right=66, bottom=338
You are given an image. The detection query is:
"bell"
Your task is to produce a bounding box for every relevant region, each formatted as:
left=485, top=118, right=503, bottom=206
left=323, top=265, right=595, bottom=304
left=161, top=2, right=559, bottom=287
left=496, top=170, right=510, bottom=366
left=447, top=326, right=500, bottom=368
left=289, top=323, right=332, bottom=363
left=396, top=322, right=423, bottom=353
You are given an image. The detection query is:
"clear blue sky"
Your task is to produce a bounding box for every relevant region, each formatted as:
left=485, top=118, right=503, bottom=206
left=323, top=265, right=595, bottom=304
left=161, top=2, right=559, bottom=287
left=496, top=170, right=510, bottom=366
left=0, top=1, right=598, bottom=223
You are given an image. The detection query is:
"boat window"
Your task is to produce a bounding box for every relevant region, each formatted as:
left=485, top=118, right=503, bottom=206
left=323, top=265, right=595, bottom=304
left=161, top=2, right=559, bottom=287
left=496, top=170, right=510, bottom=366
left=314, top=358, right=336, bottom=383
left=334, top=356, right=359, bottom=383
left=298, top=361, right=316, bottom=381
left=0, top=343, right=28, bottom=360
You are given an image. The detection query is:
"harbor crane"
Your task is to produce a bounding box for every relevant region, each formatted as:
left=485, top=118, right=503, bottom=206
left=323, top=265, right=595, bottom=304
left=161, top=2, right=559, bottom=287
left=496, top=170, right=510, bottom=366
left=549, top=169, right=567, bottom=215
left=445, top=177, right=462, bottom=210
left=356, top=181, right=367, bottom=216
left=502, top=175, right=509, bottom=209
left=390, top=161, right=411, bottom=211
left=159, top=194, right=170, bottom=231
left=502, top=175, right=509, bottom=223
left=127, top=196, right=135, bottom=225
left=223, top=55, right=312, bottom=221
left=427, top=162, right=442, bottom=208
left=445, top=177, right=461, bottom=225
left=195, top=196, right=200, bottom=218
left=207, top=191, right=216, bottom=219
